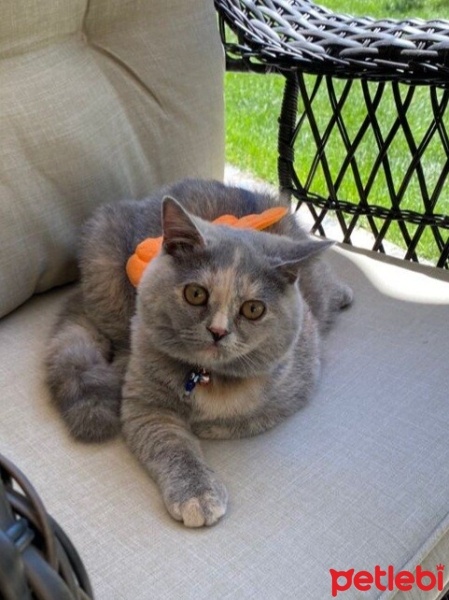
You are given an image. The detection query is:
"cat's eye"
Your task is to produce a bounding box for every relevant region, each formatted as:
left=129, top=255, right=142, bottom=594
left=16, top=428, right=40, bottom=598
left=183, top=284, right=209, bottom=306
left=240, top=300, right=266, bottom=321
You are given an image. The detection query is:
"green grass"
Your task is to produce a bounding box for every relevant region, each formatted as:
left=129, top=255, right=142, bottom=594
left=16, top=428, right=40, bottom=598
left=224, top=0, right=449, bottom=261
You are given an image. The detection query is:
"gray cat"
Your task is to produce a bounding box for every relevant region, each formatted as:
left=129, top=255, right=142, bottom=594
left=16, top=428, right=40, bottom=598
left=45, top=179, right=352, bottom=527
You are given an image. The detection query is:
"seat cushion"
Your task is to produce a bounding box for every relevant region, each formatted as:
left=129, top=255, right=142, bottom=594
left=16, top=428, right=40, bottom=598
left=1, top=246, right=449, bottom=599
left=0, top=0, right=224, bottom=318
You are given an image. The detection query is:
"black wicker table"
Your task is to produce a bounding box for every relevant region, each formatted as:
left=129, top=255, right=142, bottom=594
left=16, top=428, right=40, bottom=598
left=215, top=0, right=449, bottom=267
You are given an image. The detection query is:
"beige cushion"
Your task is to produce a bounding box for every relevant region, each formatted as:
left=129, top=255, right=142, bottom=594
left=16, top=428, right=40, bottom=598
left=0, top=0, right=224, bottom=317
left=1, top=246, right=449, bottom=599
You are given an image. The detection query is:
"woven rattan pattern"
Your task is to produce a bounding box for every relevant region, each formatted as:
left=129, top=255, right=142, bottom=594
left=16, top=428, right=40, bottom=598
left=278, top=73, right=449, bottom=266
left=216, top=0, right=449, bottom=267
left=216, top=0, right=449, bottom=85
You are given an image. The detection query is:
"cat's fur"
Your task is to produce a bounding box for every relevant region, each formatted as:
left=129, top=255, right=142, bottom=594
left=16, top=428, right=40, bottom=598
left=45, top=179, right=352, bottom=527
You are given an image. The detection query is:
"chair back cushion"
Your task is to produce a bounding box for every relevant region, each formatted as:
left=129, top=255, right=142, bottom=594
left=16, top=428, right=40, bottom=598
left=0, top=0, right=224, bottom=317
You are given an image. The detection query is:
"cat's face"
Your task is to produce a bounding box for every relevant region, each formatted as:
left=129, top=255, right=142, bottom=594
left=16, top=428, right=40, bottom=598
left=136, top=197, right=327, bottom=377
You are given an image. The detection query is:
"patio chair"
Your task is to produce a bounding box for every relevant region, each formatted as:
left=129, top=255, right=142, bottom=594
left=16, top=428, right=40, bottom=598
left=1, top=1, right=449, bottom=597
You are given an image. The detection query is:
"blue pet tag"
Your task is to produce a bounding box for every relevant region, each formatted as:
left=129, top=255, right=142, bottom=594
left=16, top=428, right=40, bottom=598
left=184, top=369, right=210, bottom=396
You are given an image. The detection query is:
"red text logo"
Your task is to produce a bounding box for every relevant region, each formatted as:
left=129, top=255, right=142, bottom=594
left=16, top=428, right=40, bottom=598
left=330, top=564, right=445, bottom=597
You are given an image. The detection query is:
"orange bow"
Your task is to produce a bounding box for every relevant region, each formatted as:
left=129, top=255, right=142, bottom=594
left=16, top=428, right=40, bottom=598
left=126, top=206, right=288, bottom=287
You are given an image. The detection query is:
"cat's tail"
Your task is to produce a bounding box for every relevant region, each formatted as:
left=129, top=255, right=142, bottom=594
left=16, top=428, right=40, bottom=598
left=45, top=289, right=123, bottom=443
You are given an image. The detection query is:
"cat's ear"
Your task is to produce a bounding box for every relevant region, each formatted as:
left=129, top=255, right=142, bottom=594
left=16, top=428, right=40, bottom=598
left=161, top=196, right=205, bottom=256
left=273, top=238, right=334, bottom=283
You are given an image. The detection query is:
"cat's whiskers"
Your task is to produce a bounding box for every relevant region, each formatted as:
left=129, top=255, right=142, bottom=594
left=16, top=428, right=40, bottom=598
left=234, top=350, right=263, bottom=374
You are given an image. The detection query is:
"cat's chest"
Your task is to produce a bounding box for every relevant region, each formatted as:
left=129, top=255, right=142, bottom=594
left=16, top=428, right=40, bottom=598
left=189, top=374, right=267, bottom=421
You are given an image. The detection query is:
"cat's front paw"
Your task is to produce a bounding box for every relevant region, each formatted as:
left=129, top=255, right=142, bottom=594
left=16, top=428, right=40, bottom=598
left=165, top=474, right=228, bottom=528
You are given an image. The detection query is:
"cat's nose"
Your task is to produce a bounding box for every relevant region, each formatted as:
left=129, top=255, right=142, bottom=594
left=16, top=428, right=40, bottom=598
left=207, top=326, right=229, bottom=343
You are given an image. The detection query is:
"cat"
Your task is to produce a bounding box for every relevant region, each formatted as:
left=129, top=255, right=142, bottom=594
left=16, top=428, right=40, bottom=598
left=45, top=178, right=352, bottom=527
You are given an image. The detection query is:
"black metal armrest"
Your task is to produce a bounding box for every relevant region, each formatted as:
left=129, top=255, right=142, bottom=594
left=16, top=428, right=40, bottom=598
left=215, top=0, right=449, bottom=267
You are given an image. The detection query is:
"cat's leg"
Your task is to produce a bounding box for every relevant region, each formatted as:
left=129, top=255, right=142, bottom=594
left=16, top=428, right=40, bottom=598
left=121, top=401, right=228, bottom=527
left=45, top=289, right=125, bottom=442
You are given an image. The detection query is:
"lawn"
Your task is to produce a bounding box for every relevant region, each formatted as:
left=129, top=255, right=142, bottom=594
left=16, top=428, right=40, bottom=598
left=224, top=0, right=449, bottom=262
